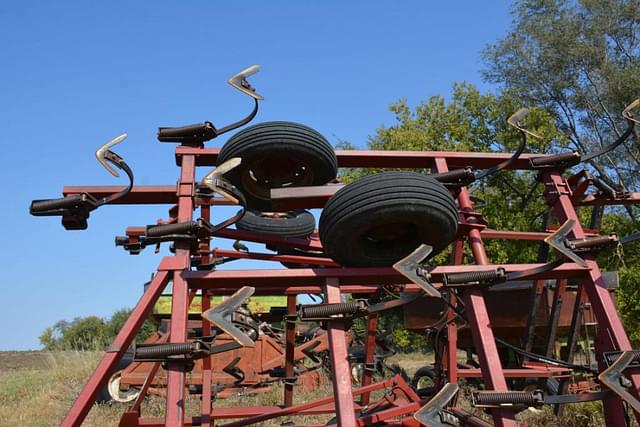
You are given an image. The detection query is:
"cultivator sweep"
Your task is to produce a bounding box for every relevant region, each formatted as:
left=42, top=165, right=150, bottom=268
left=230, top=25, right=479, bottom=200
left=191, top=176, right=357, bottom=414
left=31, top=66, right=640, bottom=426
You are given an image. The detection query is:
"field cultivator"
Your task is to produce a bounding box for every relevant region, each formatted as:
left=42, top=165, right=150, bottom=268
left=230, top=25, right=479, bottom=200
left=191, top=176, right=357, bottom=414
left=30, top=67, right=640, bottom=426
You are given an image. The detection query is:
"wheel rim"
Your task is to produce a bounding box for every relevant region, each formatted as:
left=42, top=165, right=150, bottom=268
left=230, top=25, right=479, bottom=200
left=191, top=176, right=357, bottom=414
left=361, top=222, right=420, bottom=256
left=256, top=211, right=296, bottom=220
left=241, top=157, right=315, bottom=201
left=415, top=374, right=435, bottom=391
left=107, top=370, right=140, bottom=403
left=351, top=363, right=364, bottom=384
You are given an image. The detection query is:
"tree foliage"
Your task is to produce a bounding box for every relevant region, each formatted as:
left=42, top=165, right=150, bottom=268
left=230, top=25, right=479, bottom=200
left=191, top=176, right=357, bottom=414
left=483, top=0, right=640, bottom=208
left=346, top=83, right=564, bottom=264
left=345, top=80, right=640, bottom=348
left=39, top=309, right=156, bottom=351
left=481, top=0, right=640, bottom=344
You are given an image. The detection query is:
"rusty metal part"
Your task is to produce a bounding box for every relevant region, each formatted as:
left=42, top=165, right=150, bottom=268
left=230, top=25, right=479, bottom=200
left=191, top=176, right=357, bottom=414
left=568, top=234, right=619, bottom=251
left=414, top=382, right=459, bottom=426
left=544, top=219, right=588, bottom=267
left=392, top=244, right=439, bottom=297
left=201, top=286, right=256, bottom=347
left=368, top=292, right=420, bottom=312
left=396, top=226, right=571, bottom=293
left=598, top=351, right=640, bottom=414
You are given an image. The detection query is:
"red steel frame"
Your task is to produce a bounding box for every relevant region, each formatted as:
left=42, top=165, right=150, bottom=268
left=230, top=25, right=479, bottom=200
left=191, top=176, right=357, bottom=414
left=57, top=148, right=640, bottom=426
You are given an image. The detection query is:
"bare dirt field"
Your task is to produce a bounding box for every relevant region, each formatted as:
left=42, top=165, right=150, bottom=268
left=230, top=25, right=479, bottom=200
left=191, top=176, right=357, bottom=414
left=0, top=351, right=55, bottom=372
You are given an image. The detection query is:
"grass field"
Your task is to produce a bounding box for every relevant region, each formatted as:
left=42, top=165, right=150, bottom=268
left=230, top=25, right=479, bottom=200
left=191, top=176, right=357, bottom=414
left=0, top=351, right=610, bottom=426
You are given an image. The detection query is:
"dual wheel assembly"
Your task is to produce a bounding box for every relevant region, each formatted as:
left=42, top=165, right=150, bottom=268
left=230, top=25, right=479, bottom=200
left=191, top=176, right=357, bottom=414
left=219, top=121, right=459, bottom=266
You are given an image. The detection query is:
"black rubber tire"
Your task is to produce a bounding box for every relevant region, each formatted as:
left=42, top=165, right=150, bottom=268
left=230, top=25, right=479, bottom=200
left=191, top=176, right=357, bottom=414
left=412, top=366, right=436, bottom=398
left=236, top=209, right=316, bottom=238
left=319, top=172, right=458, bottom=267
left=217, top=121, right=338, bottom=210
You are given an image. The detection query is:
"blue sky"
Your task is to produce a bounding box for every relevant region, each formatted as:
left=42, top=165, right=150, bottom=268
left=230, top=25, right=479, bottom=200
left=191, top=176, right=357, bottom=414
left=1, top=1, right=513, bottom=350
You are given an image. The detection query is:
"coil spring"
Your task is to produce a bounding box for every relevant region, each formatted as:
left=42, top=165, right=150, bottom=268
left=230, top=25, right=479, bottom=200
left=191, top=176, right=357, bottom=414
left=300, top=302, right=361, bottom=319
left=146, top=221, right=197, bottom=238
left=530, top=151, right=580, bottom=167
left=444, top=269, right=505, bottom=286
left=473, top=391, right=539, bottom=407
left=135, top=343, right=195, bottom=359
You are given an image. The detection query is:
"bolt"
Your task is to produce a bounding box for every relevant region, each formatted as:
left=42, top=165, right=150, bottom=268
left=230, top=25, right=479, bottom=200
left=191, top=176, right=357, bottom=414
left=620, top=376, right=632, bottom=388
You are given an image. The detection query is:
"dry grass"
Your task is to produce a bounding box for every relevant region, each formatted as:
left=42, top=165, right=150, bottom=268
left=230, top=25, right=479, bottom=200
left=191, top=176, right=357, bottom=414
left=0, top=351, right=623, bottom=427
left=0, top=351, right=335, bottom=426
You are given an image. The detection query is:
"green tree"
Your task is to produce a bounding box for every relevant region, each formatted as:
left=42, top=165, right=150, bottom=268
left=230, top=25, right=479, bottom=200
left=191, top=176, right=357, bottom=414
left=353, top=83, right=563, bottom=264
left=481, top=0, right=640, bottom=344
left=483, top=0, right=640, bottom=214
left=343, top=83, right=565, bottom=351
left=40, top=309, right=156, bottom=351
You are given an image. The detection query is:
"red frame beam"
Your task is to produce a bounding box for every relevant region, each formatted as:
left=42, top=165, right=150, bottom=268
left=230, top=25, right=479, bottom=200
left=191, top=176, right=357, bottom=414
left=175, top=147, right=556, bottom=169
left=61, top=268, right=171, bottom=426
left=324, top=278, right=357, bottom=426
left=546, top=171, right=640, bottom=426
left=184, top=263, right=589, bottom=289
left=434, top=157, right=517, bottom=427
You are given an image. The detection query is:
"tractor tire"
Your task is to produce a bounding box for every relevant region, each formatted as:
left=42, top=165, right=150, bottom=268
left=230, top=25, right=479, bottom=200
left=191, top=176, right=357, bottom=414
left=319, top=172, right=458, bottom=267
left=217, top=121, right=338, bottom=210
left=236, top=209, right=316, bottom=238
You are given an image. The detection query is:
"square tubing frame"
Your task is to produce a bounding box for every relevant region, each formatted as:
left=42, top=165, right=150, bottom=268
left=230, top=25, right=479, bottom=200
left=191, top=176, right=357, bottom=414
left=434, top=157, right=517, bottom=427
left=324, top=278, right=357, bottom=426
left=545, top=170, right=640, bottom=426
